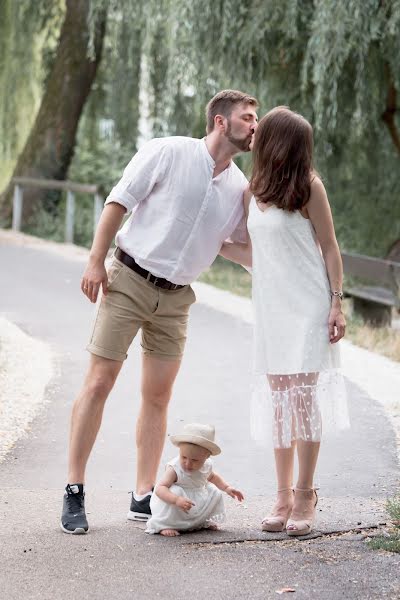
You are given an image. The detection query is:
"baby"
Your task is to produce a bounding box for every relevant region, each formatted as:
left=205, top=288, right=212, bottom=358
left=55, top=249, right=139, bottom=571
left=146, top=423, right=244, bottom=536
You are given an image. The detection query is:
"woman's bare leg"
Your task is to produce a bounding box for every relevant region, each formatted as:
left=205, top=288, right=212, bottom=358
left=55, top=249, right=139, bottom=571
left=296, top=439, right=320, bottom=489
left=262, top=374, right=296, bottom=530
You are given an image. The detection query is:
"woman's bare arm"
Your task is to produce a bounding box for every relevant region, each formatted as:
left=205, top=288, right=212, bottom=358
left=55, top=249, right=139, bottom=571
left=306, top=178, right=346, bottom=343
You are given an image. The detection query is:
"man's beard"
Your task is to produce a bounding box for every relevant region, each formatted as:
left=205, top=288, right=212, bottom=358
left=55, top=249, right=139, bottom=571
left=226, top=121, right=252, bottom=152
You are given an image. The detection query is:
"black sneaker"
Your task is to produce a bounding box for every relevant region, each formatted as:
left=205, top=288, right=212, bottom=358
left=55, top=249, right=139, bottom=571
left=61, top=484, right=89, bottom=534
left=127, top=491, right=152, bottom=521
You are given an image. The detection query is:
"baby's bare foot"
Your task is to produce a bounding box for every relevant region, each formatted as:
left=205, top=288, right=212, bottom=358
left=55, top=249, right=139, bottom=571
left=160, top=529, right=180, bottom=537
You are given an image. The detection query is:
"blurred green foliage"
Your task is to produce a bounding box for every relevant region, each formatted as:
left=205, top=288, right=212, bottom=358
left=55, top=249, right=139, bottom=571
left=1, top=0, right=399, bottom=254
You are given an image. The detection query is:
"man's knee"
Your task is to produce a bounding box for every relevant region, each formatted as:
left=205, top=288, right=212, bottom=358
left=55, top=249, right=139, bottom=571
left=141, top=356, right=181, bottom=409
left=85, top=374, right=113, bottom=399
left=142, top=386, right=171, bottom=410
left=84, top=358, right=121, bottom=399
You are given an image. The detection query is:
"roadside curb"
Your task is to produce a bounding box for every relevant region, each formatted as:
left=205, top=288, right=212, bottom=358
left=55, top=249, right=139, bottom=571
left=0, top=317, right=53, bottom=461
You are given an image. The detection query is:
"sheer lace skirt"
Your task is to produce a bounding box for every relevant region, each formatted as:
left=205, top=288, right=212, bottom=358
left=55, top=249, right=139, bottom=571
left=250, top=370, right=349, bottom=449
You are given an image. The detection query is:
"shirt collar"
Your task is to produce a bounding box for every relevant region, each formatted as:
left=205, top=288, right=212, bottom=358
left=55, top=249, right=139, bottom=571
left=201, top=138, right=216, bottom=169
left=201, top=138, right=233, bottom=175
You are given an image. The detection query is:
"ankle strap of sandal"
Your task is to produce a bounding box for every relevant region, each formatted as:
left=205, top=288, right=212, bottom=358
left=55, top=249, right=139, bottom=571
left=277, top=487, right=294, bottom=492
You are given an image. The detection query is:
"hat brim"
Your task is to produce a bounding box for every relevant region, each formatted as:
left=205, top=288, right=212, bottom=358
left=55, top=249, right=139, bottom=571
left=169, top=434, right=221, bottom=456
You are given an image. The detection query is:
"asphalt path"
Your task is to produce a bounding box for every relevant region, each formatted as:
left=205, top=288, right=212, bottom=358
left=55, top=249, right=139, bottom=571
left=0, top=238, right=399, bottom=599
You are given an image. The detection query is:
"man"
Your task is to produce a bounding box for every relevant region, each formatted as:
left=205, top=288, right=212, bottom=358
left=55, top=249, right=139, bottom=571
left=61, top=89, right=258, bottom=534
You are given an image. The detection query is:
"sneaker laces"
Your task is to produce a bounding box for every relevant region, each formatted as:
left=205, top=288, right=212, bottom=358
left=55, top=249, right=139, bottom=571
left=65, top=485, right=84, bottom=514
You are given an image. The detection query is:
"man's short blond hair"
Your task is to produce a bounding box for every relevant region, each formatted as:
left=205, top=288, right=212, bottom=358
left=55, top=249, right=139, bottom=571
left=206, top=89, right=258, bottom=133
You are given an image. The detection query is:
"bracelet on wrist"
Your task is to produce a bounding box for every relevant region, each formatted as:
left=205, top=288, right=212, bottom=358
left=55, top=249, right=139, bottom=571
left=330, top=290, right=343, bottom=300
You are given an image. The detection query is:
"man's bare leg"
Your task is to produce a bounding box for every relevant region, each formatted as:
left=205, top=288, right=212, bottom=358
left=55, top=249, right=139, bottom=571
left=68, top=354, right=123, bottom=484
left=135, top=354, right=181, bottom=495
left=62, top=354, right=123, bottom=533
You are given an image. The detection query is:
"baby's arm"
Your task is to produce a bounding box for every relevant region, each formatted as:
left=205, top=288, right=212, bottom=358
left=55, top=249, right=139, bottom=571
left=155, top=467, right=195, bottom=513
left=208, top=471, right=244, bottom=502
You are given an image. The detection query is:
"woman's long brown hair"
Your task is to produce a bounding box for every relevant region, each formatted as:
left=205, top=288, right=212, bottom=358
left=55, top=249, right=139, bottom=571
left=250, top=107, right=314, bottom=211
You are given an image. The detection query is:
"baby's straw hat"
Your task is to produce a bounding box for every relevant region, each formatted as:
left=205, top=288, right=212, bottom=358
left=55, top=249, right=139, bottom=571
left=170, top=423, right=221, bottom=456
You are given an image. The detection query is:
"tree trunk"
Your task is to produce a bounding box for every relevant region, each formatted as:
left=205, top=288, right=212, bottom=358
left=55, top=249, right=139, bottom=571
left=0, top=0, right=107, bottom=225
left=382, top=63, right=400, bottom=157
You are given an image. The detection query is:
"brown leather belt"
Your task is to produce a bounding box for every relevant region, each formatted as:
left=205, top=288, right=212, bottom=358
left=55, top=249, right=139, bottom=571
left=115, top=247, right=184, bottom=290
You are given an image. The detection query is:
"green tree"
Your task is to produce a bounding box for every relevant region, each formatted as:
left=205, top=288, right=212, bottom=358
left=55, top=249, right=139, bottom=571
left=0, top=0, right=107, bottom=224
left=1, top=0, right=399, bottom=253
left=0, top=0, right=64, bottom=190
left=159, top=0, right=400, bottom=254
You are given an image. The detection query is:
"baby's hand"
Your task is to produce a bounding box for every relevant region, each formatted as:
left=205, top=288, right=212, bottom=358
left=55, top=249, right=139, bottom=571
left=175, top=496, right=195, bottom=513
left=225, top=486, right=244, bottom=502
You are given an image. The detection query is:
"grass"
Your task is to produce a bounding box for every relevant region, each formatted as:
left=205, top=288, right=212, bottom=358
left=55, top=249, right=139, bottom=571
left=344, top=304, right=400, bottom=362
left=199, top=256, right=252, bottom=298
left=199, top=257, right=400, bottom=363
left=368, top=495, right=400, bottom=553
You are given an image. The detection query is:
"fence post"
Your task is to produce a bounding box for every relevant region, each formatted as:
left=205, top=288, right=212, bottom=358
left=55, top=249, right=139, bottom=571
left=93, top=193, right=103, bottom=236
left=12, top=185, right=23, bottom=231
left=65, top=190, right=75, bottom=243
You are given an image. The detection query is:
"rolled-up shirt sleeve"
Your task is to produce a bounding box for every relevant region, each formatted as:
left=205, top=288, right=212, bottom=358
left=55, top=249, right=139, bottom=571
left=105, top=139, right=172, bottom=213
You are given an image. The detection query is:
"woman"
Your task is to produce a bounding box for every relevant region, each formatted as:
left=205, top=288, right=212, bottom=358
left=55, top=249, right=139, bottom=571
left=220, top=106, right=349, bottom=536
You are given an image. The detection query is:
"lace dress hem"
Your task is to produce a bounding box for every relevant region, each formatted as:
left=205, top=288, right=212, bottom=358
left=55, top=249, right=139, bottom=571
left=250, top=369, right=349, bottom=449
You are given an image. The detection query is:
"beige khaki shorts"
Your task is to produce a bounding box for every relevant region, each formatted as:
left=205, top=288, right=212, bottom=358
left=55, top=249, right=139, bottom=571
left=87, top=258, right=196, bottom=362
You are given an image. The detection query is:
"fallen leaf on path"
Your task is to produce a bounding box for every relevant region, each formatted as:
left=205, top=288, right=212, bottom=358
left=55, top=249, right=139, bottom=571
left=276, top=588, right=296, bottom=594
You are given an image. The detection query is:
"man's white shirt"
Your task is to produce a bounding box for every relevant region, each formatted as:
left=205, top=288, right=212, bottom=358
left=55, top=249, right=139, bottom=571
left=105, top=136, right=248, bottom=285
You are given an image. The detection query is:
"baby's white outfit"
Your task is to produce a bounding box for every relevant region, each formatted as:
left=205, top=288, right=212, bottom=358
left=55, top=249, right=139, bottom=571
left=146, top=456, right=225, bottom=534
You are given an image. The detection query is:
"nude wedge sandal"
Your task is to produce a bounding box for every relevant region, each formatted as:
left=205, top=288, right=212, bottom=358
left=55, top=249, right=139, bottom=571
left=286, top=488, right=318, bottom=536
left=261, top=488, right=294, bottom=532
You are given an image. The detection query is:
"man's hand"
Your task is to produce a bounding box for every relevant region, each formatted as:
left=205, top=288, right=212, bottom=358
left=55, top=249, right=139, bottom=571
left=81, top=260, right=108, bottom=304
left=225, top=486, right=244, bottom=502
left=175, top=496, right=195, bottom=513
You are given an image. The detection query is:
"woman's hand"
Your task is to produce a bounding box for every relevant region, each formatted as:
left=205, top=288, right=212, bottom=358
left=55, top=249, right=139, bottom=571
left=328, top=305, right=346, bottom=343
left=175, top=496, right=195, bottom=513
left=225, top=486, right=244, bottom=502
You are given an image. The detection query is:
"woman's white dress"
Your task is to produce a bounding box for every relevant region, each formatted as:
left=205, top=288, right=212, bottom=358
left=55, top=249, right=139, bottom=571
left=146, top=456, right=226, bottom=534
left=247, top=198, right=349, bottom=448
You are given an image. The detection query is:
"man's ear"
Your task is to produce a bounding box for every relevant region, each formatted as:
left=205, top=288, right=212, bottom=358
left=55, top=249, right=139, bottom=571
left=214, top=114, right=227, bottom=132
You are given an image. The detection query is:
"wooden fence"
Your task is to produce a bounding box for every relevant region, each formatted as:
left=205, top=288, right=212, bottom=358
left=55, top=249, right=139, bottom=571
left=10, top=177, right=400, bottom=325
left=11, top=176, right=103, bottom=244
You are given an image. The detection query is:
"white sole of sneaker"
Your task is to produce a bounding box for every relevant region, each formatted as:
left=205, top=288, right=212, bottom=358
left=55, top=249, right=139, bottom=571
left=127, top=510, right=150, bottom=522
left=60, top=522, right=88, bottom=534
